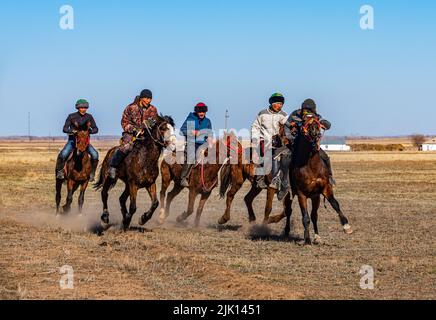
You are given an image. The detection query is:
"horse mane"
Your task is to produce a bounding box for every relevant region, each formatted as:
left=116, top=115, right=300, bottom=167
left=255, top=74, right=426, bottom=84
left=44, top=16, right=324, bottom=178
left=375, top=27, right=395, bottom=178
left=158, top=113, right=175, bottom=127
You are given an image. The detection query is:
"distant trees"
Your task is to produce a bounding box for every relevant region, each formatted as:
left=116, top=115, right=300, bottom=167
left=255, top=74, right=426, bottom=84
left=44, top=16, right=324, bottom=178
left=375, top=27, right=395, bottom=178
left=410, top=134, right=426, bottom=150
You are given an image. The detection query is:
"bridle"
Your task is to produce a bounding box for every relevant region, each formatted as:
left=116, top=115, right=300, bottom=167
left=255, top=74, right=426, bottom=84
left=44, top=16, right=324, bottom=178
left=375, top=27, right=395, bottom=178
left=300, top=114, right=324, bottom=147
left=141, top=121, right=168, bottom=148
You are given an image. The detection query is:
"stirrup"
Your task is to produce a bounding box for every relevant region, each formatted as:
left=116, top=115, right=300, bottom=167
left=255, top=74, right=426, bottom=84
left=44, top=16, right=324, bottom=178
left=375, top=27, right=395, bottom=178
left=108, top=167, right=117, bottom=179
left=269, top=175, right=281, bottom=190
left=56, top=170, right=65, bottom=180
left=256, top=177, right=268, bottom=189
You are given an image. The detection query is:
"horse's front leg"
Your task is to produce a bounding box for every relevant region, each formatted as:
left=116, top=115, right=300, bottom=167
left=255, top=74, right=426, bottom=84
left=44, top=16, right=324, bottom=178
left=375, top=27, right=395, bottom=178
left=194, top=192, right=211, bottom=227
left=244, top=184, right=262, bottom=223
left=311, top=195, right=322, bottom=244
left=323, top=185, right=353, bottom=234
left=78, top=181, right=89, bottom=213
left=63, top=180, right=77, bottom=214
left=139, top=183, right=159, bottom=226
left=123, top=183, right=138, bottom=230
left=263, top=187, right=276, bottom=224
left=55, top=178, right=63, bottom=214
left=297, top=192, right=311, bottom=245
left=177, top=188, right=196, bottom=223
left=218, top=180, right=243, bottom=225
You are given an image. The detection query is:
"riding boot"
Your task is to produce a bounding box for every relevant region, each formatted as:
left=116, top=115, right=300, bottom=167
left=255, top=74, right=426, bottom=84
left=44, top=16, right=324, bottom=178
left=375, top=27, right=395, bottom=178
left=55, top=154, right=66, bottom=180
left=90, top=159, right=99, bottom=182
left=109, top=149, right=126, bottom=179
left=269, top=158, right=281, bottom=190
left=277, top=152, right=292, bottom=201
left=180, top=164, right=193, bottom=187
left=320, top=149, right=336, bottom=186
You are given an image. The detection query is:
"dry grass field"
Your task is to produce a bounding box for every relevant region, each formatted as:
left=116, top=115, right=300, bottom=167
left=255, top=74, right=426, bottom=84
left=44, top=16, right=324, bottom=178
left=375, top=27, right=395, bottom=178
left=0, top=140, right=435, bottom=300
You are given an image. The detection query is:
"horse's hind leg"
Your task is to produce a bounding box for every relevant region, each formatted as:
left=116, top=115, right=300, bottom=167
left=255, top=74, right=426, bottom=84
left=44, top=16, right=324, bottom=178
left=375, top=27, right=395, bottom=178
left=100, top=180, right=112, bottom=225
left=284, top=193, right=293, bottom=237
left=263, top=187, right=276, bottom=224
left=78, top=181, right=89, bottom=213
left=324, top=186, right=353, bottom=234
left=194, top=193, right=211, bottom=227
left=311, top=195, right=322, bottom=244
left=297, top=192, right=311, bottom=245
left=244, top=184, right=262, bottom=223
left=55, top=179, right=63, bottom=214
left=124, top=183, right=138, bottom=230
left=139, top=183, right=159, bottom=226
left=119, top=183, right=130, bottom=225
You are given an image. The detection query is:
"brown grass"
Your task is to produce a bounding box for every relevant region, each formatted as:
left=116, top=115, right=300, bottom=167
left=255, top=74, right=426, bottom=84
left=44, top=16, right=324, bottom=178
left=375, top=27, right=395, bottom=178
left=0, top=142, right=435, bottom=300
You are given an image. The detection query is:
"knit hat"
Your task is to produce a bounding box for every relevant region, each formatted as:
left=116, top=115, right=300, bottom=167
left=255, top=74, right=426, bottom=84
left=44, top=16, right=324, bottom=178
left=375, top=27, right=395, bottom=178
left=194, top=102, right=208, bottom=113
left=139, top=89, right=153, bottom=99
left=75, top=99, right=89, bottom=109
left=301, top=99, right=317, bottom=113
left=269, top=93, right=285, bottom=105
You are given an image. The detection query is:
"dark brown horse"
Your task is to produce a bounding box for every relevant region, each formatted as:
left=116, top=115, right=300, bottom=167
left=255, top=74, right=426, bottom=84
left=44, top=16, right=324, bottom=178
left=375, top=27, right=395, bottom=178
left=159, top=135, right=233, bottom=227
left=217, top=132, right=292, bottom=225
left=55, top=123, right=92, bottom=214
left=94, top=115, right=175, bottom=230
left=269, top=114, right=353, bottom=244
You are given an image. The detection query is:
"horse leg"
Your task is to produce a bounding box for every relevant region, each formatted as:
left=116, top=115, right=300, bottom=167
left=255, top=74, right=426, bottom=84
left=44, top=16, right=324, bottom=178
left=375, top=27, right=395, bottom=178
left=284, top=193, right=293, bottom=237
left=139, top=183, right=159, bottom=226
left=268, top=193, right=292, bottom=224
left=119, top=183, right=130, bottom=226
left=244, top=184, right=262, bottom=223
left=160, top=184, right=183, bottom=224
left=124, top=183, right=138, bottom=230
left=324, top=186, right=353, bottom=234
left=78, top=181, right=89, bottom=214
left=62, top=180, right=76, bottom=214
left=263, top=187, right=275, bottom=224
left=218, top=181, right=243, bottom=225
left=158, top=173, right=171, bottom=223
left=55, top=179, right=63, bottom=214
left=194, top=193, right=211, bottom=227
left=177, top=189, right=196, bottom=223
left=100, top=179, right=112, bottom=225
left=311, top=195, right=322, bottom=244
left=297, top=192, right=311, bottom=245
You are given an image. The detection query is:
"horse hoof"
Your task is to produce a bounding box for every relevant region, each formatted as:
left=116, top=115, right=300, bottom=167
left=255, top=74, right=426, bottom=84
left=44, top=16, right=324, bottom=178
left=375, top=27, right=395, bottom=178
left=305, top=238, right=312, bottom=245
left=313, top=234, right=322, bottom=245
left=218, top=216, right=229, bottom=225
left=138, top=216, right=146, bottom=226
left=343, top=224, right=353, bottom=234
left=101, top=212, right=109, bottom=225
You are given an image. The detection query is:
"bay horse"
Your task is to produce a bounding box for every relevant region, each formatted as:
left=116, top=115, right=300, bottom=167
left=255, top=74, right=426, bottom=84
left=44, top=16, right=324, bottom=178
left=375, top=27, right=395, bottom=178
left=94, top=115, right=175, bottom=230
left=55, top=122, right=92, bottom=214
left=217, top=131, right=293, bottom=226
left=269, top=114, right=353, bottom=244
left=159, top=135, right=234, bottom=227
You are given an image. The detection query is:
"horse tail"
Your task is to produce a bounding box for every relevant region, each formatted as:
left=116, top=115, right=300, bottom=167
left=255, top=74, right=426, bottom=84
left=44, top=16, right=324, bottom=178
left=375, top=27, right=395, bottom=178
left=219, top=163, right=232, bottom=199
left=93, top=162, right=105, bottom=190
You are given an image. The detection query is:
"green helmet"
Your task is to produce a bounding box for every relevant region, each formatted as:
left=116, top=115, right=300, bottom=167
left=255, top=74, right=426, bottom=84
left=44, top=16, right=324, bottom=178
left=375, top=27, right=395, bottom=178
left=75, top=99, right=89, bottom=109
left=269, top=93, right=285, bottom=105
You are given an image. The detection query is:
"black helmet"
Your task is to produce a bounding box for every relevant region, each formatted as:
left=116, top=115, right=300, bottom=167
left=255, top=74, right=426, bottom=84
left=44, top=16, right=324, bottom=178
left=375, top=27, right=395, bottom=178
left=301, top=99, right=317, bottom=113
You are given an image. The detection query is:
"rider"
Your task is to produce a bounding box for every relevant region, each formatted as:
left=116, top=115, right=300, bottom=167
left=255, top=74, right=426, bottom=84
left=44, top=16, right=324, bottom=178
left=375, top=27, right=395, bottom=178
left=108, top=89, right=158, bottom=179
left=284, top=98, right=335, bottom=185
left=55, top=99, right=99, bottom=181
left=251, top=93, right=289, bottom=198
left=179, top=102, right=213, bottom=187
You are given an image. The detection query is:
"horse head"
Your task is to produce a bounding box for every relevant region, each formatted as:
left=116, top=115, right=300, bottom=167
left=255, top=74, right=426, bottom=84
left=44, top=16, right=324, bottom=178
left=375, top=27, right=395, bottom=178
left=74, top=122, right=91, bottom=155
left=300, top=113, right=324, bottom=147
left=151, top=114, right=176, bottom=150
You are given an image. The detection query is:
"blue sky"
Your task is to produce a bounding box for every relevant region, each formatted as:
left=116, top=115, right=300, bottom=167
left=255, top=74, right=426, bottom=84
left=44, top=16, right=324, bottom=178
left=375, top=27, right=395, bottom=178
left=0, top=0, right=435, bottom=136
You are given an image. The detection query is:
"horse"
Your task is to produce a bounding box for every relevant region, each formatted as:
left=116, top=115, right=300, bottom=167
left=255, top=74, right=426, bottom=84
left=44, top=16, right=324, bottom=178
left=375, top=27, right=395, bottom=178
left=269, top=114, right=353, bottom=244
left=158, top=135, right=234, bottom=227
left=94, top=115, right=175, bottom=230
left=217, top=131, right=293, bottom=226
left=55, top=122, right=92, bottom=214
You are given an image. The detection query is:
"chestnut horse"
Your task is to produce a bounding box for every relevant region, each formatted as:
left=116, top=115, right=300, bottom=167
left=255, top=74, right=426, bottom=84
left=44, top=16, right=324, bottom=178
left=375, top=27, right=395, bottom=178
left=55, top=123, right=92, bottom=214
left=269, top=114, right=353, bottom=244
left=159, top=135, right=234, bottom=227
left=217, top=131, right=292, bottom=225
left=94, top=115, right=175, bottom=230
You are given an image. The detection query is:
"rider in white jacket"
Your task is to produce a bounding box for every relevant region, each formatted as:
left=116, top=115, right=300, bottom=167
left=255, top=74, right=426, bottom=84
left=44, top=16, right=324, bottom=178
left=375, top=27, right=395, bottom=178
left=251, top=93, right=289, bottom=197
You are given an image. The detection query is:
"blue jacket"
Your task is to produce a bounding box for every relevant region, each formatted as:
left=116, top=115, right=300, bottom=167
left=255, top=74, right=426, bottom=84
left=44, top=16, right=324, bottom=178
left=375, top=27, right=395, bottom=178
left=180, top=112, right=213, bottom=146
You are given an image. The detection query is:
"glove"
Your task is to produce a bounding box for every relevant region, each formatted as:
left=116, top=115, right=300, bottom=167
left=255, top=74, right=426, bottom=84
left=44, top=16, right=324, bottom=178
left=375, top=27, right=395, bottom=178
left=143, top=117, right=157, bottom=129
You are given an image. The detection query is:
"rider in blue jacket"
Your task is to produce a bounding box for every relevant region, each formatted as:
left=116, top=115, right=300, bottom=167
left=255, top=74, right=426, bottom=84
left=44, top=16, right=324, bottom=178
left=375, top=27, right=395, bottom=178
left=179, top=102, right=213, bottom=187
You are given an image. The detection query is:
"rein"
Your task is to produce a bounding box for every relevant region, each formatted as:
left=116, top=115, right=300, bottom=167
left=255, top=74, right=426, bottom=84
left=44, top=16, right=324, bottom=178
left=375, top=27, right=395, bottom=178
left=141, top=122, right=167, bottom=147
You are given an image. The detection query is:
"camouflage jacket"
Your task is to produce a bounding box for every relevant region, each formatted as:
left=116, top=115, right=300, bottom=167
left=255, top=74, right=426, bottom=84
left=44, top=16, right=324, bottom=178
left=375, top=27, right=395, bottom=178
left=121, top=102, right=158, bottom=134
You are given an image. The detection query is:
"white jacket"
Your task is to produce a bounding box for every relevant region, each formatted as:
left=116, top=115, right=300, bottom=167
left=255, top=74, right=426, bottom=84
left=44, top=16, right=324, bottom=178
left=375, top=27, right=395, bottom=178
left=251, top=107, right=288, bottom=146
